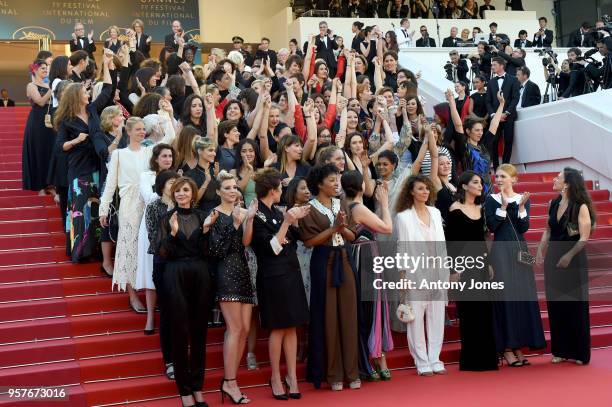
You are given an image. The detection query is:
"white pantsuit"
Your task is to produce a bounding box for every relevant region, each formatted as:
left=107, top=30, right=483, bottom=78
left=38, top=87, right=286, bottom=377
left=396, top=206, right=449, bottom=374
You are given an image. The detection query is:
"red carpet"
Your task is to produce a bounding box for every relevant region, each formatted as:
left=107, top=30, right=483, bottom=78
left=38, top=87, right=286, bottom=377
left=1, top=106, right=612, bottom=406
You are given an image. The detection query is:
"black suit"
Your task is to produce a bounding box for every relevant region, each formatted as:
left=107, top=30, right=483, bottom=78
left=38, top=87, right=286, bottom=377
left=442, top=36, right=459, bottom=48
left=505, top=0, right=523, bottom=10
left=479, top=4, right=495, bottom=19
left=416, top=37, right=436, bottom=47
left=0, top=99, right=15, bottom=107
left=375, top=0, right=390, bottom=17
left=135, top=34, right=151, bottom=58
left=314, top=35, right=339, bottom=76
left=255, top=49, right=278, bottom=72
left=497, top=50, right=525, bottom=76
left=478, top=52, right=492, bottom=78
left=567, top=29, right=595, bottom=48
left=585, top=54, right=612, bottom=90
left=164, top=33, right=179, bottom=52
left=513, top=39, right=532, bottom=48
left=446, top=59, right=469, bottom=83
left=485, top=73, right=520, bottom=168
left=533, top=29, right=554, bottom=48
left=519, top=80, right=541, bottom=108
left=70, top=37, right=96, bottom=59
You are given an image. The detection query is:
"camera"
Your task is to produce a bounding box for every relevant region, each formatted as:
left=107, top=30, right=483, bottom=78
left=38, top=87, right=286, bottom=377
left=444, top=61, right=454, bottom=71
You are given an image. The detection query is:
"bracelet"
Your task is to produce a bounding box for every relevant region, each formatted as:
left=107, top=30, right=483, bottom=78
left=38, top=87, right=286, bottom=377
left=304, top=115, right=311, bottom=118
left=111, top=139, right=119, bottom=146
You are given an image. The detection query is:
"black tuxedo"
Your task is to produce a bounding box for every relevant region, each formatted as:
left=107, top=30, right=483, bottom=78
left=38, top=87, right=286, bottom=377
left=519, top=80, right=541, bottom=108
left=314, top=35, right=338, bottom=74
left=70, top=37, right=96, bottom=58
left=485, top=73, right=520, bottom=168
left=0, top=99, right=15, bottom=107
left=513, top=39, right=532, bottom=48
left=255, top=49, right=278, bottom=72
left=164, top=33, right=179, bottom=52
left=375, top=0, right=390, bottom=18
left=442, top=36, right=459, bottom=48
left=416, top=37, right=436, bottom=47
left=533, top=29, right=553, bottom=48
left=479, top=4, right=495, bottom=19
left=567, top=29, right=595, bottom=48
left=135, top=34, right=151, bottom=58
left=497, top=50, right=525, bottom=76
left=505, top=0, right=523, bottom=10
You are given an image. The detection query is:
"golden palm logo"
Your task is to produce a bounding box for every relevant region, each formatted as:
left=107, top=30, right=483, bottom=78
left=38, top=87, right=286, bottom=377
left=12, top=26, right=56, bottom=41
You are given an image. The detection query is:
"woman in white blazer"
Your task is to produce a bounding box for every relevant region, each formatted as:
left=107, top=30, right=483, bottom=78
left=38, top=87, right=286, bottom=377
left=395, top=174, right=449, bottom=376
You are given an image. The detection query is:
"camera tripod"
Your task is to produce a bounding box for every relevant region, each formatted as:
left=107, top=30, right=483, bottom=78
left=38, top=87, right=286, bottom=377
left=542, top=76, right=558, bottom=103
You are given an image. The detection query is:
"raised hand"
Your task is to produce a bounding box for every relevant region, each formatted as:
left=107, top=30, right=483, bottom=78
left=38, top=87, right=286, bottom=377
left=246, top=198, right=258, bottom=220
left=519, top=192, right=530, bottom=209
left=213, top=162, right=220, bottom=177
left=203, top=209, right=219, bottom=232
left=375, top=181, right=389, bottom=207
left=232, top=204, right=245, bottom=228
left=169, top=212, right=179, bottom=236
left=445, top=89, right=455, bottom=103
left=88, top=30, right=94, bottom=41
left=204, top=93, right=214, bottom=110
left=497, top=90, right=505, bottom=105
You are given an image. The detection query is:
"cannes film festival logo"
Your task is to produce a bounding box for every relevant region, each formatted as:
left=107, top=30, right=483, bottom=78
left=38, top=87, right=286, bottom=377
left=12, top=26, right=56, bottom=41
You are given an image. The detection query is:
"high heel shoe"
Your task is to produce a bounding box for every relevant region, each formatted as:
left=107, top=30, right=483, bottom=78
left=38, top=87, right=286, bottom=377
left=268, top=379, right=288, bottom=400
left=100, top=265, right=113, bottom=278
left=144, top=328, right=154, bottom=335
left=501, top=352, right=522, bottom=367
left=284, top=376, right=301, bottom=399
left=192, top=392, right=208, bottom=407
left=219, top=378, right=249, bottom=404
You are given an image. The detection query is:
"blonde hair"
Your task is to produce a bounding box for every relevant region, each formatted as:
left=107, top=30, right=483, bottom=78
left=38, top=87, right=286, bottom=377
left=100, top=105, right=123, bottom=132
left=109, top=25, right=120, bottom=36
left=192, top=65, right=205, bottom=83
left=125, top=116, right=144, bottom=132
left=210, top=48, right=227, bottom=60
left=498, top=163, right=518, bottom=178
left=192, top=135, right=216, bottom=154
left=216, top=170, right=236, bottom=186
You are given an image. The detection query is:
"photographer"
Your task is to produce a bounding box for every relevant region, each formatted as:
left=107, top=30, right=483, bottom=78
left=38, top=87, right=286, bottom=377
left=491, top=44, right=525, bottom=77
left=560, top=47, right=586, bottom=98
left=583, top=36, right=612, bottom=90
left=542, top=58, right=571, bottom=98
left=468, top=41, right=492, bottom=78
left=445, top=50, right=469, bottom=83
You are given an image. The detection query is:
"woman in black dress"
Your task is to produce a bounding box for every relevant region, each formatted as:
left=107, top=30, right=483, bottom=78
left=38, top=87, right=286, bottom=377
left=243, top=168, right=310, bottom=400
left=446, top=171, right=498, bottom=371
left=485, top=163, right=546, bottom=367
left=209, top=171, right=255, bottom=404
left=469, top=75, right=488, bottom=120
left=185, top=135, right=220, bottom=215
left=54, top=53, right=113, bottom=262
left=155, top=176, right=215, bottom=407
left=537, top=168, right=596, bottom=365
left=22, top=60, right=54, bottom=194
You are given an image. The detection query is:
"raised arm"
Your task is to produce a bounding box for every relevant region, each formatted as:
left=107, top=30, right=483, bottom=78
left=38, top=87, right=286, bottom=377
left=488, top=91, right=506, bottom=135
left=203, top=93, right=218, bottom=143
left=27, top=82, right=52, bottom=107
left=302, top=99, right=318, bottom=161
left=446, top=89, right=464, bottom=133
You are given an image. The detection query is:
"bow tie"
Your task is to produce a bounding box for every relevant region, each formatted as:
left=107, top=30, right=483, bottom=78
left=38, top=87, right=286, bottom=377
left=496, top=75, right=505, bottom=80
left=520, top=85, right=524, bottom=89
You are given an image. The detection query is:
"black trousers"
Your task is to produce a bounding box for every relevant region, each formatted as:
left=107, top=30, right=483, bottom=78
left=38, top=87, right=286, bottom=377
left=163, top=259, right=213, bottom=396
left=152, top=259, right=172, bottom=364
left=485, top=118, right=515, bottom=170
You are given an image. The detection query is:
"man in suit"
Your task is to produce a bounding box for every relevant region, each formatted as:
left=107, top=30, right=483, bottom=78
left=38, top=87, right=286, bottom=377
left=516, top=66, right=541, bottom=109
left=505, top=0, right=524, bottom=10
left=533, top=17, right=554, bottom=48
left=389, top=0, right=409, bottom=19
left=488, top=22, right=499, bottom=45
left=442, top=27, right=459, bottom=48
left=396, top=18, right=415, bottom=49
left=416, top=26, right=436, bottom=48
left=476, top=41, right=492, bottom=78
left=446, top=50, right=469, bottom=83
left=485, top=57, right=520, bottom=169
left=514, top=30, right=533, bottom=48
left=479, top=0, right=495, bottom=19
left=70, top=23, right=96, bottom=59
left=164, top=20, right=183, bottom=52
left=314, top=21, right=339, bottom=77
left=495, top=46, right=525, bottom=76
left=374, top=0, right=390, bottom=18
left=0, top=89, right=15, bottom=107
left=232, top=36, right=253, bottom=67
left=584, top=37, right=612, bottom=91
left=255, top=37, right=278, bottom=72
left=567, top=22, right=595, bottom=48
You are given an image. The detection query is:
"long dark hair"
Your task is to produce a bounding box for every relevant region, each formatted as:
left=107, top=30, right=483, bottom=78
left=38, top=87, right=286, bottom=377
left=454, top=170, right=483, bottom=205
left=235, top=138, right=262, bottom=172
left=49, top=56, right=70, bottom=84
left=563, top=167, right=596, bottom=226
left=180, top=94, right=206, bottom=133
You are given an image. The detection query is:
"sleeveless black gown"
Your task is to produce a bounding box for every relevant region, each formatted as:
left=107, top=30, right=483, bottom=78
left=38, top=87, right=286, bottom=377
left=446, top=209, right=499, bottom=371
left=22, top=85, right=55, bottom=191
left=544, top=198, right=591, bottom=363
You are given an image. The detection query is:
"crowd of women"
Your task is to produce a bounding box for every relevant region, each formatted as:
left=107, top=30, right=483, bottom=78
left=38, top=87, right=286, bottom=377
left=20, top=17, right=595, bottom=407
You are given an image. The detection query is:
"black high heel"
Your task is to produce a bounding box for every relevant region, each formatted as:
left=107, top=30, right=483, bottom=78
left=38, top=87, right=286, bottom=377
left=500, top=352, right=522, bottom=367
left=269, top=379, right=288, bottom=400
left=284, top=376, right=301, bottom=399
left=100, top=265, right=113, bottom=278
left=220, top=378, right=249, bottom=404
left=192, top=391, right=208, bottom=407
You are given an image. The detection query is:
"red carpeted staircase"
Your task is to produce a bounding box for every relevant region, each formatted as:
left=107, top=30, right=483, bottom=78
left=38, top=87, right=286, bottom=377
left=1, top=106, right=612, bottom=406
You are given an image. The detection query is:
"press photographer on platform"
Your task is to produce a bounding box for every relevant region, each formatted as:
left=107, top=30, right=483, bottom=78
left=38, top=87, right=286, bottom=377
left=444, top=50, right=469, bottom=83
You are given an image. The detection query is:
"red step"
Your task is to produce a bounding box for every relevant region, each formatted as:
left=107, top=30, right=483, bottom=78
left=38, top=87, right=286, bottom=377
left=0, top=219, right=63, bottom=235
left=0, top=262, right=100, bottom=284
left=0, top=231, right=65, bottom=250
left=525, top=225, right=612, bottom=241
left=530, top=212, right=612, bottom=229
left=512, top=180, right=594, bottom=193
left=0, top=205, right=59, bottom=222
left=0, top=194, right=54, bottom=208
